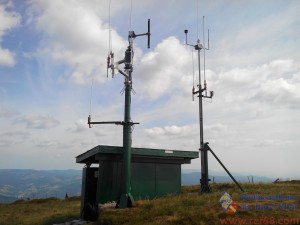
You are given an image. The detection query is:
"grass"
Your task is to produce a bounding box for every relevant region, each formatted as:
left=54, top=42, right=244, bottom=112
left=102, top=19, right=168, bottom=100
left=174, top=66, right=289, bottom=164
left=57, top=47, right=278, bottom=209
left=0, top=197, right=81, bottom=225
left=0, top=183, right=299, bottom=225
left=96, top=183, right=300, bottom=225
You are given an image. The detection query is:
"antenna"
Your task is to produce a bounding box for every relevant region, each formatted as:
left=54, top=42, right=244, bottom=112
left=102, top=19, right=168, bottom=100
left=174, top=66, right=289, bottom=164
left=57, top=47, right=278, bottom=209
left=88, top=13, right=151, bottom=208
left=129, top=0, right=133, bottom=30
left=184, top=16, right=244, bottom=194
left=106, top=19, right=150, bottom=80
left=147, top=19, right=151, bottom=48
left=192, top=49, right=195, bottom=101
left=203, top=16, right=206, bottom=94
left=184, top=18, right=213, bottom=193
left=107, top=0, right=114, bottom=78
left=108, top=0, right=112, bottom=53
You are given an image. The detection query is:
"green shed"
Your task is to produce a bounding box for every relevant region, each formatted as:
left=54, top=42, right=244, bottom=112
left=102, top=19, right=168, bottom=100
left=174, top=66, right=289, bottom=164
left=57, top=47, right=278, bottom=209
left=76, top=145, right=198, bottom=219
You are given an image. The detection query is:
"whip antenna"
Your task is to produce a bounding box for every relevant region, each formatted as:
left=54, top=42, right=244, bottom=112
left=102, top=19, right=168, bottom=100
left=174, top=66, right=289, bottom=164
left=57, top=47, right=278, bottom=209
left=203, top=16, right=207, bottom=95
left=197, top=0, right=199, bottom=40
left=88, top=76, right=94, bottom=128
left=106, top=0, right=115, bottom=78
left=89, top=77, right=94, bottom=115
left=192, top=49, right=195, bottom=101
left=129, top=0, right=133, bottom=30
left=108, top=0, right=112, bottom=54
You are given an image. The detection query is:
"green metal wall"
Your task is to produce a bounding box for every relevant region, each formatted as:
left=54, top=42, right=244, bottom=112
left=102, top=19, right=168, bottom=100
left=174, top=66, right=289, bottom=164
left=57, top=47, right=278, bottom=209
left=95, top=161, right=181, bottom=204
left=96, top=161, right=122, bottom=204
left=155, top=163, right=181, bottom=196
left=131, top=163, right=156, bottom=199
left=132, top=163, right=181, bottom=200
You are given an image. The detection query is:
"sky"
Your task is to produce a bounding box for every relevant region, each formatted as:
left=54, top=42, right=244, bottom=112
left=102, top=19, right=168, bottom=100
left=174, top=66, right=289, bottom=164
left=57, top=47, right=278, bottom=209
left=0, top=0, right=299, bottom=179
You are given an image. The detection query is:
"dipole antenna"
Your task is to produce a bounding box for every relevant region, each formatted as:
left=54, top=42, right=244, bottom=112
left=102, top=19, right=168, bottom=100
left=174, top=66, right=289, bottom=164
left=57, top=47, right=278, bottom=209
left=184, top=17, right=244, bottom=193
left=88, top=2, right=151, bottom=207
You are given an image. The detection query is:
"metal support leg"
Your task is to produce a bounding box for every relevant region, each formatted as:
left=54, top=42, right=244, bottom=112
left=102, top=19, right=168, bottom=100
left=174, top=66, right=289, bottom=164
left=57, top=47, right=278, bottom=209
left=205, top=143, right=245, bottom=192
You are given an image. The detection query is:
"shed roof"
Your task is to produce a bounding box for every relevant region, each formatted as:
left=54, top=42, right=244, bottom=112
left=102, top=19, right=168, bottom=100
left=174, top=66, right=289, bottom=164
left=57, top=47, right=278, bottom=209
left=76, top=145, right=198, bottom=165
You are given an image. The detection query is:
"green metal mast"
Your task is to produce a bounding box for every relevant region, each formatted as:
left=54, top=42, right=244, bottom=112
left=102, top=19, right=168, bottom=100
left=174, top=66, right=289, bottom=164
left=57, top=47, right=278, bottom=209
left=119, top=44, right=134, bottom=208
left=88, top=20, right=151, bottom=208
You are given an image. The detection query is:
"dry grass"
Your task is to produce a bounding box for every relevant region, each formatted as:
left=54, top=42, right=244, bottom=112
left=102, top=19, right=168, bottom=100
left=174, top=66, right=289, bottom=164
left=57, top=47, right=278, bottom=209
left=0, top=183, right=299, bottom=225
left=0, top=197, right=81, bottom=225
left=96, top=183, right=300, bottom=225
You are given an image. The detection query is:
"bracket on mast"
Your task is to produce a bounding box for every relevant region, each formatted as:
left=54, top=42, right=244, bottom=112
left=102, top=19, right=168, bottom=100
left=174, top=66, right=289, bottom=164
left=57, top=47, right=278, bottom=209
left=107, top=19, right=151, bottom=79
left=128, top=19, right=151, bottom=48
left=87, top=115, right=139, bottom=128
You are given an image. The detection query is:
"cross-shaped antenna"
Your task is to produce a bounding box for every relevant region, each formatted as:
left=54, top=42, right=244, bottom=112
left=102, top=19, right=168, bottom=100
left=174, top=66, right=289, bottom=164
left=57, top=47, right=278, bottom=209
left=107, top=19, right=151, bottom=79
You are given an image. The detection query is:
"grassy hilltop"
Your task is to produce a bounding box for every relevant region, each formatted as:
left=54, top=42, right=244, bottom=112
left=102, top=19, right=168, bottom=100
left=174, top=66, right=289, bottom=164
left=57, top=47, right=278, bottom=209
left=0, top=183, right=299, bottom=225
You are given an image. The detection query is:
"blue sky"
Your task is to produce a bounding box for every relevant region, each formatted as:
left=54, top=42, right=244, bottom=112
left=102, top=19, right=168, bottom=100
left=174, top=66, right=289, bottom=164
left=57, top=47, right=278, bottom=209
left=0, top=0, right=299, bottom=179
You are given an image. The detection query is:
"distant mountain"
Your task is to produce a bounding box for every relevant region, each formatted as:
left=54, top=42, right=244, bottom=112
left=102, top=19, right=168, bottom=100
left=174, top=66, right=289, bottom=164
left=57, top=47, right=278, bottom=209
left=181, top=170, right=275, bottom=185
left=0, top=169, right=81, bottom=203
left=0, top=194, right=17, bottom=203
left=0, top=169, right=275, bottom=203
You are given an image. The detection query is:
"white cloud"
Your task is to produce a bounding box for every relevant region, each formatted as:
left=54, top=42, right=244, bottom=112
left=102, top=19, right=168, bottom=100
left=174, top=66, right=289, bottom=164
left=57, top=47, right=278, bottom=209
left=67, top=119, right=88, bottom=133
left=28, top=0, right=128, bottom=84
left=0, top=105, right=17, bottom=118
left=136, top=36, right=192, bottom=100
left=0, top=2, right=20, bottom=67
left=15, top=114, right=60, bottom=129
left=0, top=48, right=15, bottom=66
left=0, top=131, right=30, bottom=147
left=145, top=124, right=196, bottom=138
left=205, top=123, right=228, bottom=137
left=215, top=59, right=300, bottom=109
left=139, top=123, right=199, bottom=151
left=0, top=2, right=20, bottom=38
left=36, top=140, right=59, bottom=149
left=212, top=2, right=300, bottom=69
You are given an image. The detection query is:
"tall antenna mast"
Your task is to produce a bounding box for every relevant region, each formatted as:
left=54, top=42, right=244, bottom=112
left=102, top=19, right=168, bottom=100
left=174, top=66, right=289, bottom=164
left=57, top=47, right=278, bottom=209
left=88, top=6, right=151, bottom=207
left=184, top=17, right=244, bottom=194
left=184, top=18, right=213, bottom=193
